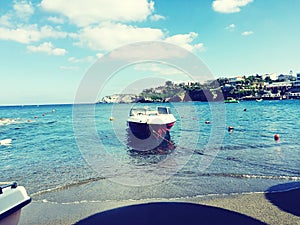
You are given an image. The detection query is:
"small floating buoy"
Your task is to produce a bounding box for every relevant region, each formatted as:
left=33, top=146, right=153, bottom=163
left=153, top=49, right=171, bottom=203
left=109, top=116, right=114, bottom=121
left=274, top=134, right=280, bottom=141
left=228, top=126, right=234, bottom=132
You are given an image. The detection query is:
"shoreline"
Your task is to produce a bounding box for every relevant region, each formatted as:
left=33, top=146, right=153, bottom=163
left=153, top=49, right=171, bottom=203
left=19, top=188, right=300, bottom=225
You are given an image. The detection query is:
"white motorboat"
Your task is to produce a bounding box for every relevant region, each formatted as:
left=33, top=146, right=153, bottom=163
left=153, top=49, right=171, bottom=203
left=127, top=106, right=176, bottom=139
left=0, top=182, right=31, bottom=225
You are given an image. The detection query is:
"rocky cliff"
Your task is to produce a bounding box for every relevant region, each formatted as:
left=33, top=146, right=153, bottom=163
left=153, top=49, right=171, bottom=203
left=99, top=91, right=219, bottom=103
left=99, top=94, right=142, bottom=103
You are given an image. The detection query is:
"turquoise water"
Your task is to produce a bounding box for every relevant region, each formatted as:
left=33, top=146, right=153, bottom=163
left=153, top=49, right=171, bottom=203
left=1, top=101, right=299, bottom=202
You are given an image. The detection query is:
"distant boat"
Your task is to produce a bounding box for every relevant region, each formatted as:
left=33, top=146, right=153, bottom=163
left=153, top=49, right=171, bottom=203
left=0, top=182, right=31, bottom=225
left=127, top=106, right=176, bottom=140
left=256, top=99, right=263, bottom=102
left=224, top=97, right=239, bottom=103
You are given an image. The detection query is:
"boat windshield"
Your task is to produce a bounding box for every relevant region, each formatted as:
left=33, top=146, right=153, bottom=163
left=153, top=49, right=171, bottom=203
left=130, top=107, right=171, bottom=116
left=129, top=108, right=147, bottom=116
left=157, top=107, right=170, bottom=114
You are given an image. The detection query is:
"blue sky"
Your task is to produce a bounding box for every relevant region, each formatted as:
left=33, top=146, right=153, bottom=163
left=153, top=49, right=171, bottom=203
left=0, top=0, right=300, bottom=105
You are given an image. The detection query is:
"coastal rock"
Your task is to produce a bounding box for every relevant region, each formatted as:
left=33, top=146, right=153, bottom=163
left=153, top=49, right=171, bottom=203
left=100, top=94, right=142, bottom=103
left=165, top=95, right=182, bottom=102
left=186, top=89, right=214, bottom=102
left=165, top=92, right=186, bottom=102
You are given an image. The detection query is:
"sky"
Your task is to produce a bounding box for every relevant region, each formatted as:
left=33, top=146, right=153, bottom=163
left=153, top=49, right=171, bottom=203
left=0, top=0, right=300, bottom=105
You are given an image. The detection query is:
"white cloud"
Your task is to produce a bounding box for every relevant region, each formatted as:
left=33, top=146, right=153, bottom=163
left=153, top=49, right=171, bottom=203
left=150, top=14, right=165, bottom=21
left=47, top=16, right=64, bottom=24
left=0, top=0, right=34, bottom=27
left=165, top=32, right=205, bottom=52
left=0, top=14, right=13, bottom=27
left=134, top=63, right=185, bottom=76
left=0, top=24, right=68, bottom=44
left=27, top=42, right=67, bottom=56
left=41, top=0, right=155, bottom=26
left=59, top=66, right=79, bottom=70
left=39, top=25, right=68, bottom=39
left=225, top=23, right=236, bottom=31
left=75, top=22, right=164, bottom=51
left=0, top=0, right=203, bottom=56
left=108, top=41, right=193, bottom=61
left=96, top=53, right=104, bottom=58
left=193, top=43, right=205, bottom=51
left=74, top=22, right=204, bottom=54
left=68, top=56, right=95, bottom=63
left=242, top=30, right=253, bottom=36
left=13, top=0, right=34, bottom=20
left=0, top=1, right=70, bottom=47
left=101, top=42, right=212, bottom=86
left=212, top=0, right=253, bottom=13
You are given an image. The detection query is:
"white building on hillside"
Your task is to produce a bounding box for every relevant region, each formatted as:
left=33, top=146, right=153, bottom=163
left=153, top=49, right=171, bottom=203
left=287, top=73, right=300, bottom=99
left=262, top=73, right=278, bottom=81
left=293, top=73, right=300, bottom=87
left=228, top=76, right=244, bottom=85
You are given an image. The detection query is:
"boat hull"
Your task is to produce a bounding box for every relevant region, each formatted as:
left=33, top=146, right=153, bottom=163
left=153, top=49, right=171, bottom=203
left=0, top=183, right=31, bottom=225
left=128, top=121, right=175, bottom=140
left=0, top=210, right=21, bottom=225
left=128, top=122, right=151, bottom=139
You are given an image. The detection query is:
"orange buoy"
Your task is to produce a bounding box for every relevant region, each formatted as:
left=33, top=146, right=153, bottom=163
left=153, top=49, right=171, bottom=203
left=274, top=134, right=280, bottom=141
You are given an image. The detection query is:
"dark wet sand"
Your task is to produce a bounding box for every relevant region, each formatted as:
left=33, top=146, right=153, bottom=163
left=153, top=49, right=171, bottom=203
left=18, top=188, right=300, bottom=225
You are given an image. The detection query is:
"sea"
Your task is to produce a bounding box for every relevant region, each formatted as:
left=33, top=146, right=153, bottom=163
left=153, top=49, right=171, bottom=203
left=1, top=100, right=299, bottom=204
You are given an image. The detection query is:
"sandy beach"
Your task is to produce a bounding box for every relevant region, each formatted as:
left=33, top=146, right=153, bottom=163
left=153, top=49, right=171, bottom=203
left=19, top=188, right=299, bottom=225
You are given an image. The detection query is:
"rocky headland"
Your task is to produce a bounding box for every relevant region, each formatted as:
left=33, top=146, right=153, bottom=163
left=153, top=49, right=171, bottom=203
left=98, top=74, right=299, bottom=103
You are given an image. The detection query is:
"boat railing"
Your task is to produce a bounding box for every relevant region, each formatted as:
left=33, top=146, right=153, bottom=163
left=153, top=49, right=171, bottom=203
left=0, top=182, right=17, bottom=194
